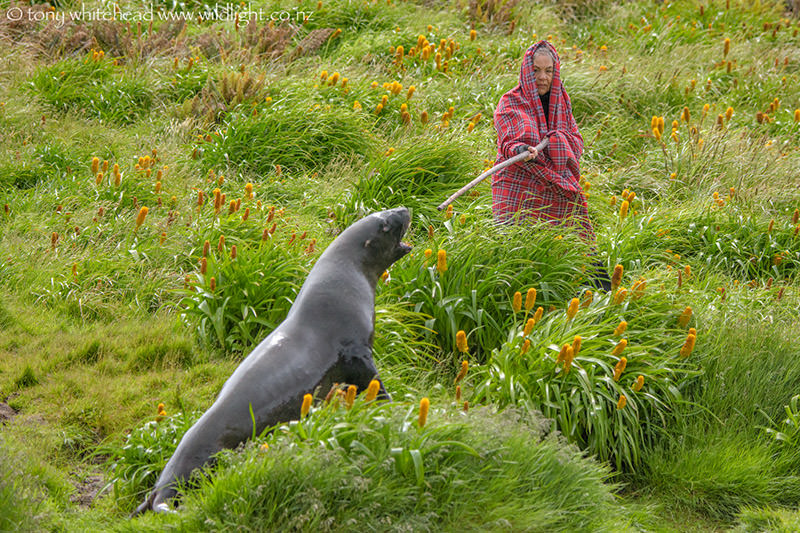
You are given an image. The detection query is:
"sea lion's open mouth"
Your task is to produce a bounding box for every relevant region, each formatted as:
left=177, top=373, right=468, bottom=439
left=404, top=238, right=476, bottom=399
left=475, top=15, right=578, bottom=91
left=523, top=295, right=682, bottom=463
left=398, top=241, right=413, bottom=255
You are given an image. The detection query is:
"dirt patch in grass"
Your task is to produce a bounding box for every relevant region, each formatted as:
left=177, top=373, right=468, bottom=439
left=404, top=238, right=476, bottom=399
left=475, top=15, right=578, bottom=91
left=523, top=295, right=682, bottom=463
left=69, top=471, right=105, bottom=508
left=0, top=402, right=17, bottom=424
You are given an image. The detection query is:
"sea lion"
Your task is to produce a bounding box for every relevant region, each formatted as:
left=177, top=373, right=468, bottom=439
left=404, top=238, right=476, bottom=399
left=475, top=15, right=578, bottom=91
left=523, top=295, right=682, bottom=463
left=132, top=207, right=411, bottom=515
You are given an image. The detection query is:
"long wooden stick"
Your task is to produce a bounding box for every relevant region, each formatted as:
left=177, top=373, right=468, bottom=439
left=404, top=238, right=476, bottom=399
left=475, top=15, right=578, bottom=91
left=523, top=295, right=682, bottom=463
left=437, top=138, right=550, bottom=211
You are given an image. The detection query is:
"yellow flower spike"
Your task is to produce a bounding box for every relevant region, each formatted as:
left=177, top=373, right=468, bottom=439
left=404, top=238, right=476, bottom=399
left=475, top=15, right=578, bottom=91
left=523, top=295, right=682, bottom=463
left=613, top=356, right=627, bottom=381
left=445, top=204, right=453, bottom=219
left=566, top=297, right=579, bottom=320
left=353, top=100, right=362, bottom=111
left=617, top=395, right=627, bottom=409
left=723, top=37, right=730, bottom=56
left=653, top=128, right=661, bottom=141
left=563, top=345, right=575, bottom=374
left=525, top=288, right=537, bottom=311
left=345, top=385, right=357, bottom=409
left=365, top=380, right=381, bottom=402
left=680, top=334, right=697, bottom=358
left=612, top=339, right=627, bottom=357
left=420, top=110, right=429, bottom=124
left=512, top=291, right=522, bottom=313
left=406, top=86, right=415, bottom=99
left=418, top=397, right=430, bottom=428
left=301, top=393, right=312, bottom=417
left=456, top=331, right=469, bottom=354
left=632, top=279, right=647, bottom=300
left=437, top=249, right=447, bottom=273
left=689, top=327, right=697, bottom=337
left=681, top=107, right=690, bottom=122
left=794, top=109, right=800, bottom=122
left=209, top=276, right=216, bottom=292
left=614, top=287, right=628, bottom=304
left=556, top=343, right=569, bottom=364
left=678, top=306, right=693, bottom=327
left=611, top=264, right=623, bottom=293
left=725, top=106, right=734, bottom=121
left=614, top=320, right=628, bottom=336
left=455, top=385, right=462, bottom=402
left=380, top=270, right=389, bottom=283
left=533, top=306, right=543, bottom=324
left=523, top=318, right=535, bottom=337
left=609, top=195, right=617, bottom=206
left=633, top=375, right=644, bottom=392
left=572, top=335, right=582, bottom=358
left=135, top=206, right=148, bottom=229
left=454, top=359, right=468, bottom=383
left=767, top=219, right=774, bottom=233
left=520, top=339, right=531, bottom=355
left=423, top=248, right=433, bottom=259
left=619, top=200, right=630, bottom=219
left=91, top=157, right=100, bottom=174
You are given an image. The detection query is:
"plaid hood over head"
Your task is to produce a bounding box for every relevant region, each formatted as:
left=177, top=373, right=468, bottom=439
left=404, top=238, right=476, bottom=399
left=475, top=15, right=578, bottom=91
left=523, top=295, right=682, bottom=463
left=492, top=40, right=594, bottom=241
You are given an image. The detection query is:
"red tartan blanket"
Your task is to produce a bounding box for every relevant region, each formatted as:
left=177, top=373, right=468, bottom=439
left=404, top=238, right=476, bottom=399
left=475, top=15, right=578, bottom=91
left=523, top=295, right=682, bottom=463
left=492, top=40, right=595, bottom=242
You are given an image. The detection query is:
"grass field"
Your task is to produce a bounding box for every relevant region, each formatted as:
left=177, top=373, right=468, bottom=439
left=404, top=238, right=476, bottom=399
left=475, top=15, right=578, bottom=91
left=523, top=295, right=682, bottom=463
left=1, top=0, right=800, bottom=531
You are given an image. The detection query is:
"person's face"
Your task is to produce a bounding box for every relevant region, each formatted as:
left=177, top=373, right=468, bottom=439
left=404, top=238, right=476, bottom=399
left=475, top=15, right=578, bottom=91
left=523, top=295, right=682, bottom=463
left=533, top=54, right=554, bottom=96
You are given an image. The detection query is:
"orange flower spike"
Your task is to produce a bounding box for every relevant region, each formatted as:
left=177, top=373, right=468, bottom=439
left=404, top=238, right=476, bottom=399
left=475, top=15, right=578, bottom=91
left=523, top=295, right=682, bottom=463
left=135, top=206, right=148, bottom=229
left=611, top=264, right=623, bottom=293
left=723, top=37, right=730, bottom=57
left=613, top=356, right=627, bottom=381
left=572, top=335, right=582, bottom=357
left=582, top=290, right=593, bottom=308
left=556, top=343, right=569, bottom=364
left=455, top=331, right=469, bottom=354
left=680, top=333, right=697, bottom=358
left=617, top=395, right=627, bottom=409
left=678, top=306, right=693, bottom=327
left=566, top=297, right=579, bottom=320
left=619, top=200, right=629, bottom=219
left=365, top=380, right=381, bottom=402
left=563, top=345, right=575, bottom=374
left=512, top=291, right=522, bottom=313
left=614, top=320, right=627, bottom=336
left=454, top=360, right=468, bottom=383
left=418, top=397, right=430, bottom=428
left=345, top=385, right=357, bottom=409
left=523, top=318, right=535, bottom=336
left=520, top=339, right=531, bottom=355
left=301, top=393, right=313, bottom=417
left=614, top=287, right=628, bottom=304
left=533, top=306, right=543, bottom=324
left=633, top=375, right=644, bottom=392
left=436, top=249, right=447, bottom=273
left=611, top=339, right=627, bottom=357
left=91, top=157, right=100, bottom=174
left=525, top=287, right=537, bottom=311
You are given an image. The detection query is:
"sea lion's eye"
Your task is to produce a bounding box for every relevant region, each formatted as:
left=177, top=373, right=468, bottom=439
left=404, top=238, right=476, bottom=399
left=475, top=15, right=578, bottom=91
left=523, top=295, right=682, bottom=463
left=382, top=224, right=390, bottom=233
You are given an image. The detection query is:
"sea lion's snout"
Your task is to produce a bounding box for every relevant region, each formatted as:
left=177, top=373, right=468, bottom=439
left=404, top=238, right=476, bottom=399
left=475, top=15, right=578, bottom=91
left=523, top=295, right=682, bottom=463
left=387, top=207, right=412, bottom=257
